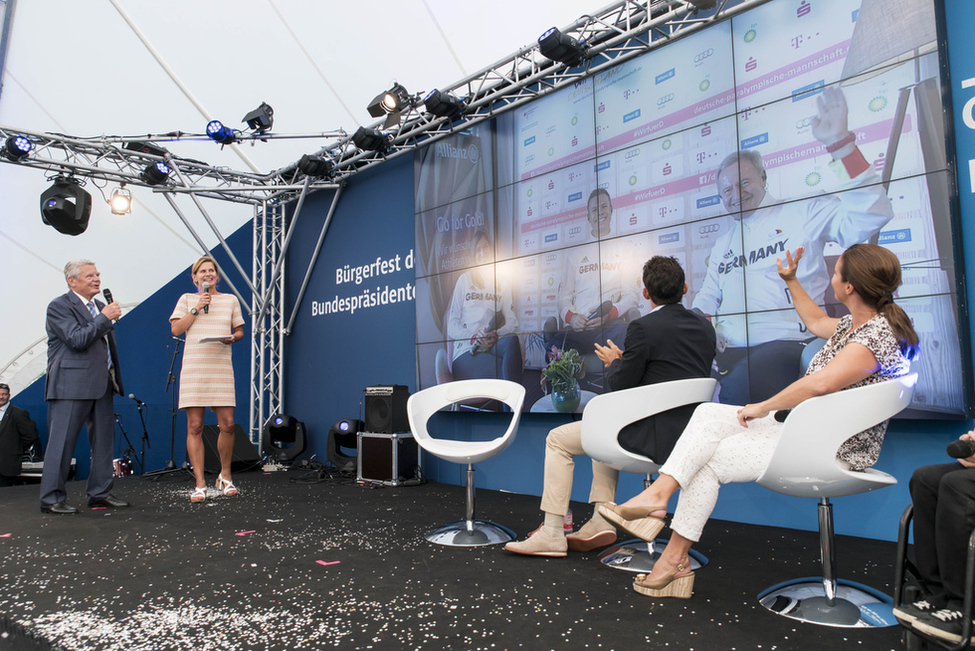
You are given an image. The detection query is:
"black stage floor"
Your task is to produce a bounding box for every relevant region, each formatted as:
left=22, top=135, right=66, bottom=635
left=0, top=470, right=907, bottom=650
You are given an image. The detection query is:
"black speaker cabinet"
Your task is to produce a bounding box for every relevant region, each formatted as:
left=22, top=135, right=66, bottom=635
left=202, top=424, right=262, bottom=473
left=364, top=385, right=411, bottom=433
left=357, top=432, right=419, bottom=486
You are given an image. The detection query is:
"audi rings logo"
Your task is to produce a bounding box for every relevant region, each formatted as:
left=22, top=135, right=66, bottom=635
left=657, top=93, right=675, bottom=106
left=795, top=115, right=815, bottom=129
left=694, top=48, right=714, bottom=64
left=699, top=224, right=721, bottom=234
left=625, top=148, right=641, bottom=160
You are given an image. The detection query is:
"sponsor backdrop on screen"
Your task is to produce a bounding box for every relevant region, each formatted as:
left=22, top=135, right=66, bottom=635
left=414, top=0, right=966, bottom=416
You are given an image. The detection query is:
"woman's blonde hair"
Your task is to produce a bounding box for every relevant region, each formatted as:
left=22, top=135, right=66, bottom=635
left=191, top=256, right=219, bottom=276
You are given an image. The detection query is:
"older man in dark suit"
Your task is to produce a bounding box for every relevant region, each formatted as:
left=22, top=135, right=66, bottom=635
left=506, top=256, right=716, bottom=556
left=40, top=259, right=129, bottom=514
left=0, top=383, right=41, bottom=486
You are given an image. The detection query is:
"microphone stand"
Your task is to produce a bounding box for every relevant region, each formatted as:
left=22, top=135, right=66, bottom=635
left=134, top=402, right=150, bottom=474
left=113, top=412, right=143, bottom=475
left=144, top=336, right=191, bottom=480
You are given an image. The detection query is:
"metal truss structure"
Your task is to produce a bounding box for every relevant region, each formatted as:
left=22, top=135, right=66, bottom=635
left=0, top=0, right=765, bottom=449
left=302, top=0, right=766, bottom=181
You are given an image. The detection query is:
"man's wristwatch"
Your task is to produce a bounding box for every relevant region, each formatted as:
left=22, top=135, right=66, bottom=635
left=190, top=308, right=198, bottom=316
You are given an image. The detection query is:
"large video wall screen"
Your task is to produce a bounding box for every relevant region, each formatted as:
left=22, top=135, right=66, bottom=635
left=414, top=0, right=966, bottom=416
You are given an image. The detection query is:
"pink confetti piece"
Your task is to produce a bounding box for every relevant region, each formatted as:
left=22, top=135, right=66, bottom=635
left=0, top=533, right=11, bottom=538
left=316, top=560, right=340, bottom=566
left=236, top=530, right=256, bottom=536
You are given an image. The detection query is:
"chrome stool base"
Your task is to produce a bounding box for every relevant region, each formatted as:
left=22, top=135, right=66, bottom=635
left=425, top=519, right=516, bottom=547
left=758, top=578, right=898, bottom=627
left=597, top=538, right=708, bottom=574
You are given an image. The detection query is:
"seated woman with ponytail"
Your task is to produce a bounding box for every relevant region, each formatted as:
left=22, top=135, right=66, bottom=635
left=599, top=243, right=919, bottom=600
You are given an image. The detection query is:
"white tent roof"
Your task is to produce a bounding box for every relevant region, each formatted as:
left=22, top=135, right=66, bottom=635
left=0, top=0, right=600, bottom=391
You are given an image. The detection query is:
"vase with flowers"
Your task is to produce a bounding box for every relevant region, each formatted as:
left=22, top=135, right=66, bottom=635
left=541, top=347, right=586, bottom=413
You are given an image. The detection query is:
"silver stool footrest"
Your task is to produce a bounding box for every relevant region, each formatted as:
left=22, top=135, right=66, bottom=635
left=425, top=519, right=516, bottom=546
left=759, top=579, right=897, bottom=628
left=597, top=539, right=707, bottom=574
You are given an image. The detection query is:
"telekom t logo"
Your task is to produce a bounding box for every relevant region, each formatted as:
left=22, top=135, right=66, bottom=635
left=963, top=77, right=975, bottom=192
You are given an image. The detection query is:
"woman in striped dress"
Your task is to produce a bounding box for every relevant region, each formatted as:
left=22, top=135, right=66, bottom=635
left=170, top=256, right=245, bottom=503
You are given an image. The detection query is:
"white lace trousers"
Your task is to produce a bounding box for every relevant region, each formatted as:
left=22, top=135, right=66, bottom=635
left=658, top=402, right=782, bottom=542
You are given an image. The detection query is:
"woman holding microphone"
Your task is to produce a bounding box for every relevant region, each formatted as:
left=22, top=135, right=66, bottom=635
left=170, top=256, right=245, bottom=503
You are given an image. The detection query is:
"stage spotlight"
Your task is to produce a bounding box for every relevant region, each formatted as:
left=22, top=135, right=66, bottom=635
left=40, top=178, right=92, bottom=236
left=327, top=418, right=361, bottom=472
left=242, top=102, right=274, bottom=133
left=367, top=83, right=411, bottom=118
left=423, top=90, right=466, bottom=120
left=297, top=153, right=333, bottom=178
left=109, top=186, right=132, bottom=215
left=207, top=120, right=237, bottom=145
left=141, top=161, right=171, bottom=186
left=367, top=83, right=413, bottom=127
left=3, top=135, right=33, bottom=162
left=352, top=127, right=389, bottom=152
left=124, top=140, right=169, bottom=157
left=538, top=27, right=588, bottom=66
left=262, top=414, right=307, bottom=463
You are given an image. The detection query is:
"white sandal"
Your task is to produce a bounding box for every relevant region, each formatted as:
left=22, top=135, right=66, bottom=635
left=190, top=487, right=207, bottom=503
left=216, top=474, right=238, bottom=496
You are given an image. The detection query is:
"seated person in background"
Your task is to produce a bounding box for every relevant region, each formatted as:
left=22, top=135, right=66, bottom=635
left=601, top=243, right=917, bottom=598
left=445, top=230, right=523, bottom=386
left=893, top=434, right=975, bottom=645
left=692, top=87, right=894, bottom=405
left=0, top=383, right=41, bottom=487
left=505, top=256, right=716, bottom=557
left=547, top=189, right=642, bottom=378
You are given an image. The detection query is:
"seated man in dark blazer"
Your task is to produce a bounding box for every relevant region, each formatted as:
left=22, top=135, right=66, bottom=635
left=506, top=256, right=716, bottom=556
left=0, top=383, right=41, bottom=486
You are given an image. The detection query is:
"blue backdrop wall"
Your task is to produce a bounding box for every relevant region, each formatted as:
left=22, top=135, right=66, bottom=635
left=15, top=0, right=975, bottom=544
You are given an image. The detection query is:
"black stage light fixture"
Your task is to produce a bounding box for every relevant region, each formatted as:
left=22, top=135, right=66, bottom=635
left=327, top=418, right=361, bottom=472
left=141, top=161, right=171, bottom=185
left=124, top=140, right=169, bottom=157
left=367, top=83, right=410, bottom=118
left=687, top=0, right=718, bottom=9
left=538, top=27, right=587, bottom=66
left=423, top=89, right=466, bottom=120
left=297, top=153, right=334, bottom=178
left=109, top=186, right=132, bottom=215
left=40, top=178, right=92, bottom=236
left=262, top=414, right=307, bottom=463
left=367, top=83, right=413, bottom=127
left=3, top=135, right=33, bottom=162
left=207, top=120, right=237, bottom=145
left=352, top=126, right=389, bottom=152
left=242, top=102, right=274, bottom=133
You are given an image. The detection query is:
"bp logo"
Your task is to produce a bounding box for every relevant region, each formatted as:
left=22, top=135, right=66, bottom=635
left=805, top=171, right=822, bottom=187
left=527, top=188, right=533, bottom=197
left=571, top=115, right=579, bottom=126
left=869, top=96, right=888, bottom=112
left=662, top=139, right=672, bottom=151
left=744, top=29, right=757, bottom=43
left=700, top=79, right=710, bottom=92
left=629, top=175, right=638, bottom=186
left=548, top=147, right=555, bottom=156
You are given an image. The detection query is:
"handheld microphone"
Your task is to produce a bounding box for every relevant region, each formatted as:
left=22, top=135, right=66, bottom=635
left=103, top=289, right=120, bottom=323
left=202, top=282, right=210, bottom=313
left=947, top=439, right=975, bottom=459
left=127, top=393, right=146, bottom=406
left=773, top=409, right=791, bottom=423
